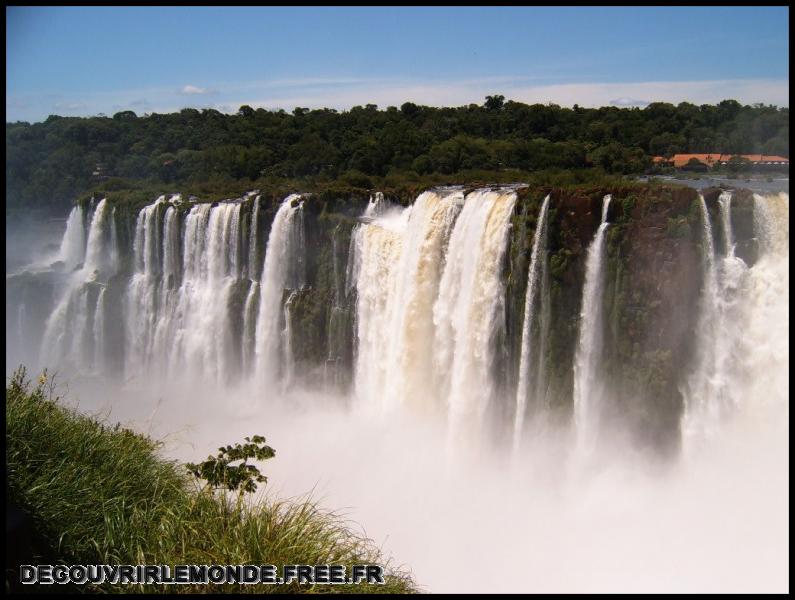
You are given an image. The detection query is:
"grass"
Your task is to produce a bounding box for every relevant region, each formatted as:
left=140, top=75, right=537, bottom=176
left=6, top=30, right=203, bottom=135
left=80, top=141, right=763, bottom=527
left=5, top=367, right=418, bottom=594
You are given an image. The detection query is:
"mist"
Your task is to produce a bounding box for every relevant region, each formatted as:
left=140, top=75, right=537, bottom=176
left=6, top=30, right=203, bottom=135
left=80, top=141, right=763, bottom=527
left=5, top=188, right=788, bottom=593
left=44, top=373, right=788, bottom=593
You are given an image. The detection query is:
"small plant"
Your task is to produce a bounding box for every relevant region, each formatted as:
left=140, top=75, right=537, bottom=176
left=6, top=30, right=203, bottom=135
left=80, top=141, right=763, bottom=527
left=186, top=435, right=275, bottom=495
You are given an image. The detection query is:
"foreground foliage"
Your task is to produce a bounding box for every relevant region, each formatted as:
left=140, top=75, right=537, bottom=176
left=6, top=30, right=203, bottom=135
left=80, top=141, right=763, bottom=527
left=5, top=368, right=417, bottom=593
left=186, top=435, right=275, bottom=495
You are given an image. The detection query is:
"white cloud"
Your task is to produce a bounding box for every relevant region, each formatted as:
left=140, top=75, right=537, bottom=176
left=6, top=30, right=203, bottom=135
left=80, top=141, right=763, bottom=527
left=179, top=84, right=214, bottom=96
left=240, top=78, right=789, bottom=112
left=53, top=101, right=87, bottom=112
left=7, top=77, right=789, bottom=122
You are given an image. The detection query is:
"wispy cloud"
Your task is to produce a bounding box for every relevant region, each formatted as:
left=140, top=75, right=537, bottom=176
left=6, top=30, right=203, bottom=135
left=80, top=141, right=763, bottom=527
left=7, top=76, right=788, bottom=122
left=53, top=101, right=87, bottom=112
left=179, top=84, right=216, bottom=96
left=240, top=77, right=789, bottom=111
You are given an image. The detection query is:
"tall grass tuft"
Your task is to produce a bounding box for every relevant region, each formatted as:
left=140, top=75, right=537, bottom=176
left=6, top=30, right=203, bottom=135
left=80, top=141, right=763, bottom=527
left=6, top=367, right=418, bottom=593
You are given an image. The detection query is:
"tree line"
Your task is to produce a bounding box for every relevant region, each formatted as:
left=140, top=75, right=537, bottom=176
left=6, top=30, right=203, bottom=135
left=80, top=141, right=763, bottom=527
left=6, top=96, right=788, bottom=211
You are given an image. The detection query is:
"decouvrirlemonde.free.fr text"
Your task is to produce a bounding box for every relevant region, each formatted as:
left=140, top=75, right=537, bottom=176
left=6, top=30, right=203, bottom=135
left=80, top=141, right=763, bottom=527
left=21, top=564, right=385, bottom=585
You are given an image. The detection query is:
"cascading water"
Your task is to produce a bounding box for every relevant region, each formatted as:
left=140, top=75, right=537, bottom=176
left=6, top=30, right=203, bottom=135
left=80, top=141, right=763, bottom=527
left=513, top=194, right=550, bottom=450
left=40, top=198, right=115, bottom=371
left=83, top=198, right=113, bottom=276
left=248, top=195, right=261, bottom=281
left=11, top=183, right=788, bottom=594
left=169, top=201, right=242, bottom=383
left=745, top=193, right=789, bottom=415
left=255, top=194, right=306, bottom=386
left=363, top=191, right=389, bottom=219
left=241, top=281, right=260, bottom=375
left=351, top=189, right=465, bottom=413
left=124, top=196, right=168, bottom=378
left=57, top=204, right=86, bottom=271
left=37, top=192, right=309, bottom=386
left=682, top=191, right=788, bottom=451
left=22, top=187, right=789, bottom=462
left=93, top=286, right=107, bottom=373
left=682, top=193, right=738, bottom=446
left=325, top=223, right=353, bottom=389
left=718, top=191, right=734, bottom=255
left=433, top=189, right=517, bottom=441
left=282, top=290, right=299, bottom=390
left=349, top=186, right=516, bottom=440
left=572, top=194, right=611, bottom=455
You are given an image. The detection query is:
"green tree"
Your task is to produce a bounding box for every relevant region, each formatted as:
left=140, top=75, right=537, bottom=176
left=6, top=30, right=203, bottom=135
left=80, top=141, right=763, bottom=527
left=186, top=435, right=275, bottom=495
left=484, top=94, right=506, bottom=111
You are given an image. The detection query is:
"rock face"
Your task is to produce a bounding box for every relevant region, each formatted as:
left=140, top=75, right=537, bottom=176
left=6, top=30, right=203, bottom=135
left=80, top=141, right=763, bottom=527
left=14, top=182, right=752, bottom=450
left=277, top=184, right=712, bottom=451
left=499, top=185, right=708, bottom=453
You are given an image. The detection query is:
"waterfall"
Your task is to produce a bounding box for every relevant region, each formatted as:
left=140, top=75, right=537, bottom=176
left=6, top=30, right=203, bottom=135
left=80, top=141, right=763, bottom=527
left=93, top=286, right=107, bottom=373
left=57, top=204, right=86, bottom=270
left=434, top=189, right=517, bottom=440
left=122, top=197, right=248, bottom=384
left=513, top=194, right=551, bottom=449
left=149, top=205, right=181, bottom=375
left=170, top=202, right=241, bottom=383
left=124, top=196, right=168, bottom=378
left=255, top=194, right=305, bottom=385
left=325, top=224, right=352, bottom=389
left=27, top=185, right=786, bottom=457
left=746, top=193, right=789, bottom=414
left=718, top=191, right=734, bottom=255
left=283, top=290, right=299, bottom=390
left=351, top=189, right=464, bottom=412
left=572, top=194, right=612, bottom=454
left=364, top=191, right=389, bottom=219
left=248, top=195, right=261, bottom=281
left=109, top=207, right=119, bottom=275
left=681, top=193, right=732, bottom=445
left=350, top=209, right=406, bottom=409
left=683, top=192, right=788, bottom=450
left=40, top=198, right=115, bottom=371
left=241, top=281, right=260, bottom=375
left=83, top=198, right=111, bottom=276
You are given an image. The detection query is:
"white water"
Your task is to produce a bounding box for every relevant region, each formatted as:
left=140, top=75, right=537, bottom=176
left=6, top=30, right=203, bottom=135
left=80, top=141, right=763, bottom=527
left=40, top=198, right=114, bottom=370
left=9, top=187, right=788, bottom=593
left=513, top=194, right=550, bottom=449
left=363, top=191, right=389, bottom=219
left=92, top=286, right=107, bottom=374
left=351, top=189, right=464, bottom=414
left=83, top=198, right=112, bottom=276
left=683, top=191, right=788, bottom=452
left=718, top=191, right=734, bottom=255
left=255, top=194, right=305, bottom=386
left=57, top=204, right=86, bottom=270
left=241, top=282, right=260, bottom=375
left=124, top=196, right=169, bottom=379
left=248, top=195, right=261, bottom=280
left=572, top=194, right=612, bottom=456
left=349, top=187, right=517, bottom=444
left=433, top=189, right=517, bottom=443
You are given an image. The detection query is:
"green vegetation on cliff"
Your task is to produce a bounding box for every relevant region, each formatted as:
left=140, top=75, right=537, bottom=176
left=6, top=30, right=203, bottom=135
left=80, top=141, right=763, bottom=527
left=6, top=97, right=787, bottom=212
left=5, top=368, right=417, bottom=593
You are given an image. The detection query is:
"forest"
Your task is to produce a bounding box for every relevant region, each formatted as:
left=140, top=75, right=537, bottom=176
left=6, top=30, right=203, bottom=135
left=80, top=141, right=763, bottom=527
left=5, top=96, right=789, bottom=212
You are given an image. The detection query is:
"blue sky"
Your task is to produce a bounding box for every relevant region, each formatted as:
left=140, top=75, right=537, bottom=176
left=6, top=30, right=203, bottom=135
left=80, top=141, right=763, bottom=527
left=6, top=6, right=789, bottom=122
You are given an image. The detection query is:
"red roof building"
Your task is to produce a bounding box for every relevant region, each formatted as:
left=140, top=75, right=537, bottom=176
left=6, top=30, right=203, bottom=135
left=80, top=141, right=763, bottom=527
left=660, top=153, right=790, bottom=168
